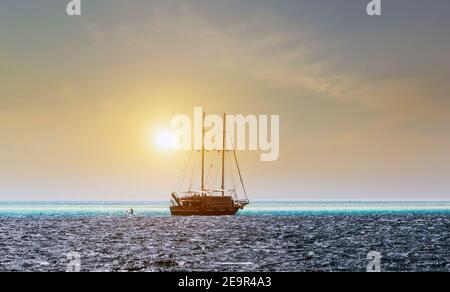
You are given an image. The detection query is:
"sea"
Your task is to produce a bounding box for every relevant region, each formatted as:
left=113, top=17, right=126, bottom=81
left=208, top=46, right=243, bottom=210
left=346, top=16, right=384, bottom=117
left=0, top=201, right=449, bottom=272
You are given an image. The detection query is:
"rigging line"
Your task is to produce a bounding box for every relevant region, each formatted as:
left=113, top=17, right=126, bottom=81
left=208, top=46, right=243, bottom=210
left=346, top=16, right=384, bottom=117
left=176, top=150, right=193, bottom=192
left=216, top=150, right=221, bottom=189
left=226, top=152, right=235, bottom=188
left=215, top=151, right=220, bottom=190
left=205, top=151, right=212, bottom=187
left=212, top=150, right=218, bottom=188
left=233, top=150, right=248, bottom=200
left=227, top=152, right=238, bottom=200
left=226, top=133, right=234, bottom=152
left=225, top=128, right=239, bottom=199
left=173, top=160, right=183, bottom=192
left=205, top=150, right=217, bottom=189
left=210, top=150, right=215, bottom=189
left=188, top=151, right=199, bottom=192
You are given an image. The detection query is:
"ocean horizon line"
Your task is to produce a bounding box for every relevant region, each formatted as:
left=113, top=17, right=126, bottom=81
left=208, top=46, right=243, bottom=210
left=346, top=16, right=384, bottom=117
left=1, top=201, right=450, bottom=217
left=0, top=199, right=449, bottom=203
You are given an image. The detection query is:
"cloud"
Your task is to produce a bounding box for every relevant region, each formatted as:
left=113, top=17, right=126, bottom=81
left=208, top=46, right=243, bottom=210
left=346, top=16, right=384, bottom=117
left=146, top=2, right=450, bottom=132
left=171, top=3, right=359, bottom=98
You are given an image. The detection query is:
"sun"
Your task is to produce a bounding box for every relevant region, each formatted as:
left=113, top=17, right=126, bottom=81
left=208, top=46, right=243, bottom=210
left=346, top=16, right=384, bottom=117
left=155, top=131, right=174, bottom=151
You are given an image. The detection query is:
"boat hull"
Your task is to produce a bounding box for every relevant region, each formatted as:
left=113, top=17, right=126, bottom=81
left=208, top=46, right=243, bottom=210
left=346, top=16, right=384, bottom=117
left=170, top=206, right=240, bottom=216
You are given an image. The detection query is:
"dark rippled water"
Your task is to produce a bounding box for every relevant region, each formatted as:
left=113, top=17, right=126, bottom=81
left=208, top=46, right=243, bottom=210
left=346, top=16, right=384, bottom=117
left=0, top=215, right=449, bottom=272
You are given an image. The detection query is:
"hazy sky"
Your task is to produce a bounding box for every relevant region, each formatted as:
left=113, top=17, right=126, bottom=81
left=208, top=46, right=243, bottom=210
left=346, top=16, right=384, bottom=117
left=1, top=0, right=450, bottom=200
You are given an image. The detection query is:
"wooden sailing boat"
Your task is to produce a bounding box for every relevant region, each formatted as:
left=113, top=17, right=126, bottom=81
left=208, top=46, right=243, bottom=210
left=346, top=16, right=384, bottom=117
left=170, top=111, right=250, bottom=216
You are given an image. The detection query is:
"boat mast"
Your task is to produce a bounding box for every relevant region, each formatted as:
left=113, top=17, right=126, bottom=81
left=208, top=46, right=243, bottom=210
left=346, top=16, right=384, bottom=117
left=201, top=110, right=205, bottom=192
left=233, top=150, right=248, bottom=201
left=221, top=113, right=226, bottom=196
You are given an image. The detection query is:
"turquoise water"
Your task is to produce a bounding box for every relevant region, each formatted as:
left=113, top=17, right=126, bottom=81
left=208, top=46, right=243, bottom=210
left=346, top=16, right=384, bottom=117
left=0, top=201, right=449, bottom=217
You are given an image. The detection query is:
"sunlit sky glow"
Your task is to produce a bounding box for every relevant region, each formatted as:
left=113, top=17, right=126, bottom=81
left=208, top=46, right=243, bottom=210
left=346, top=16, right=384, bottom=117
left=0, top=0, right=450, bottom=200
